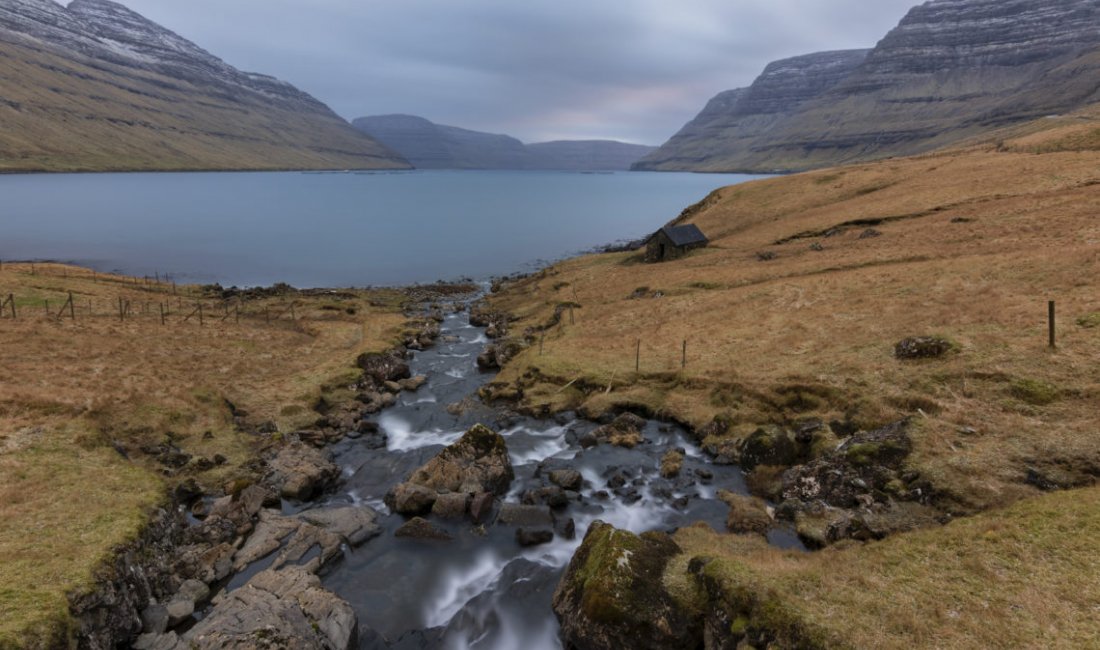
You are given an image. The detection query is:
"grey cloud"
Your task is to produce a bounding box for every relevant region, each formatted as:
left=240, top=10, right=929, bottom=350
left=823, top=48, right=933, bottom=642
left=106, top=0, right=920, bottom=144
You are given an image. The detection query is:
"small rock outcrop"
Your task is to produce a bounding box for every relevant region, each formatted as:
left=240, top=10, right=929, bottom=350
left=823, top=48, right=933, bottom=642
left=264, top=443, right=339, bottom=501
left=156, top=567, right=358, bottom=649
left=385, top=424, right=514, bottom=516
left=894, top=336, right=955, bottom=360
left=552, top=522, right=702, bottom=650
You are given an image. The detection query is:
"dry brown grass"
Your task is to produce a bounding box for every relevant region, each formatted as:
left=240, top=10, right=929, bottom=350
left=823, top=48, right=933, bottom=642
left=674, top=486, right=1100, bottom=649
left=0, top=262, right=408, bottom=646
left=487, top=126, right=1100, bottom=514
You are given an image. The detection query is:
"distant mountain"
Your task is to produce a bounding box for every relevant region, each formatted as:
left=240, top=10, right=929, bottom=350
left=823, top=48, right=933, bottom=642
left=352, top=114, right=655, bottom=171
left=635, top=0, right=1100, bottom=173
left=0, top=0, right=409, bottom=172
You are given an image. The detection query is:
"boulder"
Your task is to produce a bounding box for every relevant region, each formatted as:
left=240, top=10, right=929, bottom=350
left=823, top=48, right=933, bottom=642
left=717, top=490, right=772, bottom=535
left=297, top=506, right=383, bottom=547
left=497, top=503, right=553, bottom=527
left=552, top=522, right=702, bottom=650
left=431, top=492, right=469, bottom=519
left=739, top=425, right=799, bottom=471
left=141, top=604, right=169, bottom=635
left=894, top=336, right=955, bottom=360
left=176, top=579, right=210, bottom=606
left=395, top=517, right=453, bottom=541
left=399, top=376, right=428, bottom=391
left=404, top=424, right=514, bottom=495
left=265, top=443, right=339, bottom=501
left=469, top=492, right=496, bottom=523
left=548, top=469, right=583, bottom=491
left=178, top=567, right=358, bottom=650
left=164, top=598, right=194, bottom=628
left=356, top=351, right=411, bottom=385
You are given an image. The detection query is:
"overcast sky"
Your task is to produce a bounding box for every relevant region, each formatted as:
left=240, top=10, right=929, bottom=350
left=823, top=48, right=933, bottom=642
left=112, top=0, right=921, bottom=145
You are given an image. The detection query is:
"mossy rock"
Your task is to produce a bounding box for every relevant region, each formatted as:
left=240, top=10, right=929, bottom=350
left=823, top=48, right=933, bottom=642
left=1009, top=379, right=1060, bottom=406
left=739, top=425, right=798, bottom=471
left=552, top=522, right=702, bottom=650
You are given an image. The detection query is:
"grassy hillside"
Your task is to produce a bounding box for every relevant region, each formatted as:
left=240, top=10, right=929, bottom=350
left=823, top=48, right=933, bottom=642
left=0, top=263, right=413, bottom=646
left=486, top=107, right=1100, bottom=514
left=0, top=33, right=408, bottom=173
left=488, top=107, right=1100, bottom=645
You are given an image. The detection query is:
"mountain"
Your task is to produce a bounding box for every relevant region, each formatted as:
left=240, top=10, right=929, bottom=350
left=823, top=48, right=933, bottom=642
left=524, top=140, right=656, bottom=171
left=352, top=114, right=655, bottom=170
left=635, top=0, right=1100, bottom=173
left=0, top=0, right=409, bottom=172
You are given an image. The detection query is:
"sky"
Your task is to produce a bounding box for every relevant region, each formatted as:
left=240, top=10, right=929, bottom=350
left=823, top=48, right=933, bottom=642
left=113, top=0, right=922, bottom=145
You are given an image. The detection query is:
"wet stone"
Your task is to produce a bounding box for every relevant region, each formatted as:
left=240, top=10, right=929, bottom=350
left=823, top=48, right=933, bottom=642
left=515, top=528, right=554, bottom=547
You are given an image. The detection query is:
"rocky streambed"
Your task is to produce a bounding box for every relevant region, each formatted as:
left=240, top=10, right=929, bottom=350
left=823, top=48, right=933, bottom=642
left=124, top=299, right=802, bottom=650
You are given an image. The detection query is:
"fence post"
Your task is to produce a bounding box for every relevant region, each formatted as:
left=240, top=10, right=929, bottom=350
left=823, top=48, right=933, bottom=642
left=635, top=339, right=641, bottom=373
left=1048, top=301, right=1056, bottom=349
left=198, top=303, right=204, bottom=327
left=682, top=340, right=687, bottom=370
left=44, top=299, right=49, bottom=316
left=68, top=292, right=75, bottom=321
left=160, top=303, right=166, bottom=325
left=8, top=294, right=15, bottom=319
left=569, top=305, right=575, bottom=326
left=118, top=296, right=124, bottom=321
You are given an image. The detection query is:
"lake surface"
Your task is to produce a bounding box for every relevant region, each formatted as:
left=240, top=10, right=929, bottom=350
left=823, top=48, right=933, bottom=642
left=0, top=170, right=764, bottom=287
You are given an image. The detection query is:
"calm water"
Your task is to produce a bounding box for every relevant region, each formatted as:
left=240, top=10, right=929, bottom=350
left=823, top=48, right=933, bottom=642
left=0, top=170, right=763, bottom=287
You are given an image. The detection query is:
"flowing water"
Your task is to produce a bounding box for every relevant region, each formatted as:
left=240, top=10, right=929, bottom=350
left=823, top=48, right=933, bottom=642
left=298, top=304, right=801, bottom=650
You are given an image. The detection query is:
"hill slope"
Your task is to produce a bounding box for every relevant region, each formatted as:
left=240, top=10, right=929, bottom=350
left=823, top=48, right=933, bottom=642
left=352, top=114, right=655, bottom=170
left=0, top=0, right=409, bottom=172
left=636, top=0, right=1100, bottom=173
left=486, top=106, right=1100, bottom=645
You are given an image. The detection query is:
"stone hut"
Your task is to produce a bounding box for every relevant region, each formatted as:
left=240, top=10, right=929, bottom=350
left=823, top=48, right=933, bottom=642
left=644, top=224, right=709, bottom=262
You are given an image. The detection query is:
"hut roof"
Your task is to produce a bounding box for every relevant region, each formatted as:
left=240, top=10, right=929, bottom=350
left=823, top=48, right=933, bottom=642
left=656, top=224, right=708, bottom=247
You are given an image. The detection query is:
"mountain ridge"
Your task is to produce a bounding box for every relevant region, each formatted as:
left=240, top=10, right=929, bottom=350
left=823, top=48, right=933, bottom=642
left=353, top=113, right=655, bottom=171
left=0, top=0, right=409, bottom=172
left=635, top=0, right=1100, bottom=173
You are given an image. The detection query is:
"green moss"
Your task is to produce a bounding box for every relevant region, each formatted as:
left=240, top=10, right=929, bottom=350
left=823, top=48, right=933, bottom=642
left=1009, top=379, right=1060, bottom=406
left=730, top=615, right=749, bottom=636
left=1077, top=312, right=1100, bottom=329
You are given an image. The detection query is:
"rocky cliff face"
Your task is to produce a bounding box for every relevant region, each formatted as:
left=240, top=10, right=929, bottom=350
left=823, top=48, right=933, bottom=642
left=637, top=0, right=1100, bottom=173
left=353, top=114, right=654, bottom=170
left=633, top=51, right=867, bottom=172
left=0, top=0, right=408, bottom=172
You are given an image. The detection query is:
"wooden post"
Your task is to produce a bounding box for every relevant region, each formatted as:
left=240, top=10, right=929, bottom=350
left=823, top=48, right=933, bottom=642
left=8, top=294, right=15, bottom=319
left=290, top=303, right=296, bottom=321
left=682, top=340, right=687, bottom=370
left=1048, top=301, right=1056, bottom=349
left=118, top=296, right=125, bottom=321
left=172, top=280, right=177, bottom=296
left=159, top=303, right=166, bottom=325
left=44, top=299, right=49, bottom=316
left=88, top=299, right=92, bottom=316
left=569, top=305, right=575, bottom=325
left=198, top=303, right=204, bottom=326
left=635, top=339, right=641, bottom=373
left=68, top=292, right=75, bottom=320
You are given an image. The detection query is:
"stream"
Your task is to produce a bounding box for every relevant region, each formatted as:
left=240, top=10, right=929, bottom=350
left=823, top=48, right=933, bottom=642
left=296, top=303, right=800, bottom=649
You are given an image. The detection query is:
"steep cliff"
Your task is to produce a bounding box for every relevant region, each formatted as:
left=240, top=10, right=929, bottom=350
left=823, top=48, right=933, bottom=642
left=0, top=0, right=408, bottom=172
left=633, top=51, right=868, bottom=171
left=637, top=0, right=1100, bottom=173
left=353, top=114, right=654, bottom=170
